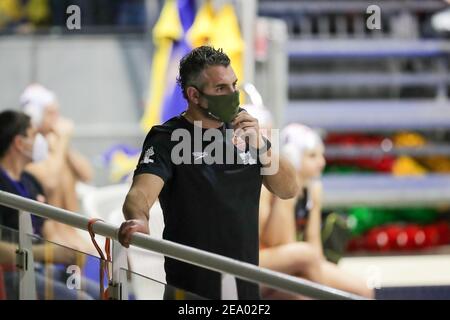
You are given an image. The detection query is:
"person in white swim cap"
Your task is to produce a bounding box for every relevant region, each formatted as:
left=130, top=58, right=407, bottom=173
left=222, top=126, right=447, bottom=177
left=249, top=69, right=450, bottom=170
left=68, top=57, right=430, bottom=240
left=280, top=123, right=325, bottom=175
left=259, top=123, right=374, bottom=299
left=20, top=84, right=59, bottom=134
left=19, top=84, right=95, bottom=254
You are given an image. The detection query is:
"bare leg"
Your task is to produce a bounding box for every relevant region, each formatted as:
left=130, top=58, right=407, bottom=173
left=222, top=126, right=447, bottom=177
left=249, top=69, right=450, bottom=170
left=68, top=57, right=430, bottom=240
left=260, top=242, right=373, bottom=299
left=260, top=242, right=323, bottom=281
left=261, top=286, right=310, bottom=300
left=260, top=197, right=297, bottom=247
left=260, top=242, right=322, bottom=300
left=320, top=260, right=374, bottom=299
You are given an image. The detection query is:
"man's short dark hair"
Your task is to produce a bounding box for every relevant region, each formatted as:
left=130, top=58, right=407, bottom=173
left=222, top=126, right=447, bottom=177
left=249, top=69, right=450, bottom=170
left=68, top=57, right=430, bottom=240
left=177, top=46, right=231, bottom=100
left=0, top=110, right=31, bottom=158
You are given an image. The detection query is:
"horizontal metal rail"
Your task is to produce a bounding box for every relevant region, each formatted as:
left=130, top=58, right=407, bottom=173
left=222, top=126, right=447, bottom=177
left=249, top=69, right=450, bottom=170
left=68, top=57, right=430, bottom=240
left=0, top=190, right=364, bottom=300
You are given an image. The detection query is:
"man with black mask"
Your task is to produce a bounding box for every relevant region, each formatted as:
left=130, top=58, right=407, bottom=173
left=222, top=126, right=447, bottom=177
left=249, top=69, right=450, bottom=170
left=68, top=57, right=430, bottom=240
left=119, top=46, right=299, bottom=299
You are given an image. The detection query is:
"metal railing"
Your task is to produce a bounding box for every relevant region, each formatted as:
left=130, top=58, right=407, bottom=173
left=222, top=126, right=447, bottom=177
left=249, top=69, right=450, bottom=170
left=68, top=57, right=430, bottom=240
left=0, top=190, right=365, bottom=300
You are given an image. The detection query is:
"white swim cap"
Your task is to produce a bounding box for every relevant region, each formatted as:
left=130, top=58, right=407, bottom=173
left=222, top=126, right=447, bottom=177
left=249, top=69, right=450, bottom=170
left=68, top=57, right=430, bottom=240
left=281, top=123, right=324, bottom=169
left=20, top=84, right=57, bottom=127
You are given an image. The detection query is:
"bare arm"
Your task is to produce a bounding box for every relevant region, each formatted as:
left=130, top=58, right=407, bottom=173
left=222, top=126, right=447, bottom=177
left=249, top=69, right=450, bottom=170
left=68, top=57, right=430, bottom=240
left=67, top=148, right=94, bottom=183
left=119, top=173, right=164, bottom=247
left=261, top=151, right=299, bottom=200
left=25, top=121, right=72, bottom=192
left=231, top=111, right=299, bottom=200
left=258, top=185, right=273, bottom=238
left=305, top=180, right=324, bottom=258
left=260, top=195, right=297, bottom=247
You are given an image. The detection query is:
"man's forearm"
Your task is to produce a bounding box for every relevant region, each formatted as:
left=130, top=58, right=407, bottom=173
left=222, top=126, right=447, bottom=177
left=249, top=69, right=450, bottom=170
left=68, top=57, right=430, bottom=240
left=119, top=174, right=163, bottom=246
left=122, top=188, right=150, bottom=222
left=261, top=150, right=299, bottom=199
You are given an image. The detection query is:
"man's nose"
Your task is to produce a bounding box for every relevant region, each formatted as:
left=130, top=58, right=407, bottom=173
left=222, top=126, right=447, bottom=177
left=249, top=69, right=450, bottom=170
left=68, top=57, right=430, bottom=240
left=228, top=85, right=238, bottom=93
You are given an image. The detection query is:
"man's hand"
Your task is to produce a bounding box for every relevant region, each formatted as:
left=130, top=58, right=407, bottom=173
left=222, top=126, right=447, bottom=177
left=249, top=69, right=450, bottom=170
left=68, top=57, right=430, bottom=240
left=231, top=110, right=265, bottom=149
left=118, top=219, right=149, bottom=248
left=120, top=174, right=164, bottom=248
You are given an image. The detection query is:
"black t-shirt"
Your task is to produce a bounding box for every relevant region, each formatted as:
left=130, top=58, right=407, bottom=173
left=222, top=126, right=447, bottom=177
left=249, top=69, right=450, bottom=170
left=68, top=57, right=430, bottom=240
left=134, top=114, right=264, bottom=299
left=0, top=169, right=46, bottom=237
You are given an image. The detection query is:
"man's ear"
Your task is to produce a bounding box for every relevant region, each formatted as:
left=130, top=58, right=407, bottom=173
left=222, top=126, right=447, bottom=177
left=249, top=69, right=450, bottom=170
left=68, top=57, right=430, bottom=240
left=186, top=86, right=200, bottom=105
